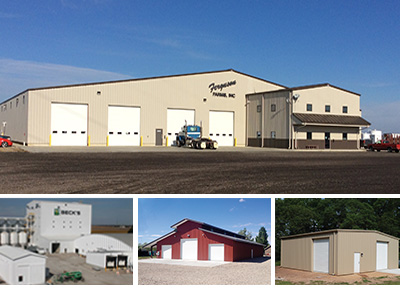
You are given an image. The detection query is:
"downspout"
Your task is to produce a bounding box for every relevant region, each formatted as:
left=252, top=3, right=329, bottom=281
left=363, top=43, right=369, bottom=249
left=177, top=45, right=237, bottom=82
left=261, top=94, right=264, bottom=148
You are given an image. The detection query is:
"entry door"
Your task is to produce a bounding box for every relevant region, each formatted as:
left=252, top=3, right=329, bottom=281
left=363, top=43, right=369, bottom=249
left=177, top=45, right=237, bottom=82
left=209, top=244, right=224, bottom=261
left=376, top=242, right=388, bottom=270
left=16, top=265, right=29, bottom=285
left=51, top=103, right=88, bottom=146
left=155, top=129, right=163, bottom=146
left=325, top=132, right=330, bottom=149
left=181, top=239, right=198, bottom=260
left=108, top=106, right=140, bottom=146
left=313, top=238, right=329, bottom=273
left=209, top=111, right=234, bottom=146
left=354, top=252, right=361, bottom=273
left=162, top=245, right=172, bottom=259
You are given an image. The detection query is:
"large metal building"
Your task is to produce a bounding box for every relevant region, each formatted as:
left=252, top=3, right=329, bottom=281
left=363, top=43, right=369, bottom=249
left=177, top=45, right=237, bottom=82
left=281, top=229, right=399, bottom=275
left=0, top=69, right=370, bottom=149
left=0, top=69, right=283, bottom=147
left=146, top=218, right=264, bottom=262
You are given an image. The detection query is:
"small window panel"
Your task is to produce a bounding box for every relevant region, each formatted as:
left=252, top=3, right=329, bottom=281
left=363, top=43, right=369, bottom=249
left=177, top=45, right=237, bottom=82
left=307, top=132, right=312, bottom=140
left=343, top=106, right=348, bottom=113
left=271, top=131, right=276, bottom=139
left=343, top=133, right=348, bottom=140
left=325, top=105, right=331, bottom=113
left=271, top=104, right=276, bottom=112
left=307, top=104, right=312, bottom=111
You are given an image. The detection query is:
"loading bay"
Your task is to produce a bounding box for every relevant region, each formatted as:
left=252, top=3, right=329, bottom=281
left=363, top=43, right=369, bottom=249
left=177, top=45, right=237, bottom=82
left=0, top=147, right=399, bottom=194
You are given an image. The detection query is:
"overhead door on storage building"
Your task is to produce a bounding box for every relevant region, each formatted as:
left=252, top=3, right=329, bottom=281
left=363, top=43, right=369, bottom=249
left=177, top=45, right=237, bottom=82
left=161, top=245, right=172, bottom=259
left=108, top=106, right=140, bottom=146
left=181, top=239, right=198, bottom=260
left=209, top=244, right=224, bottom=261
left=167, top=109, right=195, bottom=146
left=376, top=241, right=388, bottom=270
left=209, top=111, right=234, bottom=146
left=313, top=238, right=329, bottom=273
left=51, top=103, right=88, bottom=146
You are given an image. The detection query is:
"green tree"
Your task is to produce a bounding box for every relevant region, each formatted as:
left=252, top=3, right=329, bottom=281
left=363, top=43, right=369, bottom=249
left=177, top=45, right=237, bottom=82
left=238, top=227, right=253, bottom=241
left=255, top=226, right=269, bottom=246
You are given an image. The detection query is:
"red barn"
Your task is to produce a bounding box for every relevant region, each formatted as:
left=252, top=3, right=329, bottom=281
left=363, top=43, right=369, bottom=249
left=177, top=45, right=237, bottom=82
left=146, top=218, right=264, bottom=262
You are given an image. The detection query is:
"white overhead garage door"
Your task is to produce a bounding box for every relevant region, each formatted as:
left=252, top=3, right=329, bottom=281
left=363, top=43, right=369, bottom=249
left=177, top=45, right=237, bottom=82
left=376, top=241, right=388, bottom=270
left=313, top=238, right=329, bottom=273
left=209, top=111, right=234, bottom=146
left=181, top=239, right=198, bottom=260
left=108, top=106, right=140, bottom=146
left=167, top=109, right=195, bottom=146
left=209, top=244, right=224, bottom=261
left=51, top=103, right=88, bottom=146
left=162, top=245, right=172, bottom=259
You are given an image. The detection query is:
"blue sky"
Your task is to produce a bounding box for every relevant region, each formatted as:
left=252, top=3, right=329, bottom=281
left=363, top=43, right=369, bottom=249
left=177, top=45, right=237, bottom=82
left=1, top=1, right=399, bottom=131
left=0, top=198, right=133, bottom=225
left=138, top=198, right=271, bottom=245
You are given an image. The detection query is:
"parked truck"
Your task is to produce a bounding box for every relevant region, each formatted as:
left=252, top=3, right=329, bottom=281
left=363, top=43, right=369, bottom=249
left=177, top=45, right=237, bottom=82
left=176, top=124, right=218, bottom=149
left=367, top=140, right=400, bottom=153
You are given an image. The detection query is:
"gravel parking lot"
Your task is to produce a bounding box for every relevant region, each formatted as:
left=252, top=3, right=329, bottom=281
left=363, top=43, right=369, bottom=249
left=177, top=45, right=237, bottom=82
left=0, top=148, right=399, bottom=193
left=138, top=257, right=270, bottom=285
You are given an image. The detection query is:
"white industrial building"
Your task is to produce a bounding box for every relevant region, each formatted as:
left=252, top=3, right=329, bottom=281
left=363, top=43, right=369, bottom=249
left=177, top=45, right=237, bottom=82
left=0, top=200, right=132, bottom=284
left=0, top=245, right=46, bottom=285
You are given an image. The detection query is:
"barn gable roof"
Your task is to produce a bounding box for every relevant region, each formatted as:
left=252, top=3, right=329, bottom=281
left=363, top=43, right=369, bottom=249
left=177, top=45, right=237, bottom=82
left=144, top=218, right=262, bottom=248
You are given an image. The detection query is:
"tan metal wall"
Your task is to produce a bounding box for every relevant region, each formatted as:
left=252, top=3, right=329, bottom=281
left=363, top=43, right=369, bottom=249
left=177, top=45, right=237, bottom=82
left=26, top=71, right=283, bottom=146
left=336, top=231, right=399, bottom=275
left=0, top=91, right=29, bottom=144
left=292, top=86, right=361, bottom=116
left=281, top=232, right=335, bottom=273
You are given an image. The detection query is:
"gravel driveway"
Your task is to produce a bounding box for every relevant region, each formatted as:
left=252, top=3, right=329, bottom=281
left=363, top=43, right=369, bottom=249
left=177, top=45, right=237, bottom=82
left=138, top=257, right=270, bottom=285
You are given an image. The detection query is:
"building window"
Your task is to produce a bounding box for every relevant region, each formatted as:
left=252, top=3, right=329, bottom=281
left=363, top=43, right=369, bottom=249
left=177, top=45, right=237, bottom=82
left=257, top=105, right=262, bottom=113
left=343, top=133, right=348, bottom=140
left=325, top=105, right=331, bottom=112
left=343, top=106, right=348, bottom=113
left=10, top=102, right=12, bottom=109
left=271, top=104, right=276, bottom=112
left=23, top=96, right=25, bottom=104
left=18, top=276, right=23, bottom=282
left=306, top=104, right=312, bottom=111
left=307, top=132, right=312, bottom=140
left=16, top=98, right=19, bottom=107
left=271, top=131, right=276, bottom=139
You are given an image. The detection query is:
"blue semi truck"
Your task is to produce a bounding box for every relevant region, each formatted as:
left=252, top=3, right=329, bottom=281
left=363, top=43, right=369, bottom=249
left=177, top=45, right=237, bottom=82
left=176, top=124, right=218, bottom=149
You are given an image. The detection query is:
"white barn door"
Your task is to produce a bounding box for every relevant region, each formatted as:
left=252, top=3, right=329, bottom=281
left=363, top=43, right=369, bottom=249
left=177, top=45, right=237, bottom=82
left=313, top=238, right=329, bottom=273
left=209, top=111, right=234, bottom=146
left=51, top=103, right=88, bottom=146
left=108, top=106, right=140, bottom=146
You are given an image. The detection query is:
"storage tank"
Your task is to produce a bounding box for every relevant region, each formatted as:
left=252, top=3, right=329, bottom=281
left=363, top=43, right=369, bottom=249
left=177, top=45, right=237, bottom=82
left=10, top=231, right=18, bottom=246
left=0, top=231, right=9, bottom=245
left=18, top=231, right=27, bottom=247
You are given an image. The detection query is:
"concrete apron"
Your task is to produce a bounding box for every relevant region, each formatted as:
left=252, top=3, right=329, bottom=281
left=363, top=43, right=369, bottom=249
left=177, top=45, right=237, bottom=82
left=138, top=258, right=230, bottom=267
left=378, top=269, right=400, bottom=275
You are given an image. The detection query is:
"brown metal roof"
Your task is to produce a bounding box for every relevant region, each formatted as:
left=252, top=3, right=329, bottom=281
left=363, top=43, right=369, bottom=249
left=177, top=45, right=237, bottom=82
left=281, top=229, right=399, bottom=240
left=293, top=113, right=370, bottom=126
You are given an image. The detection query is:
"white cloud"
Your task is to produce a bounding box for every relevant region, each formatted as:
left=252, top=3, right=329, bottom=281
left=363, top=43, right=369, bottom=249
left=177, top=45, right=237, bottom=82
left=151, top=234, right=161, bottom=237
left=0, top=59, right=131, bottom=101
left=239, top=198, right=245, bottom=203
left=229, top=207, right=235, bottom=212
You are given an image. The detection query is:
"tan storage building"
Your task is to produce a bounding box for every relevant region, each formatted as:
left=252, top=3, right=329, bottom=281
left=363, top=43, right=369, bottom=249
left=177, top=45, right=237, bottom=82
left=0, top=69, right=370, bottom=149
left=0, top=69, right=284, bottom=147
left=281, top=229, right=399, bottom=275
